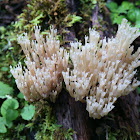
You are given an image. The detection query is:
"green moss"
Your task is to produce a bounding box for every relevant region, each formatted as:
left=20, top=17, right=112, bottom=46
left=28, top=100, right=75, bottom=140
left=14, top=0, right=82, bottom=45
left=105, top=114, right=140, bottom=140
left=108, top=126, right=139, bottom=140
left=77, top=0, right=95, bottom=40
left=0, top=23, right=19, bottom=84
left=76, top=0, right=107, bottom=42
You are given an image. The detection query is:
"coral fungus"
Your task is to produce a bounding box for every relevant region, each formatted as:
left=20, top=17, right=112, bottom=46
left=10, top=26, right=69, bottom=102
left=62, top=19, right=140, bottom=119
left=11, top=19, right=140, bottom=119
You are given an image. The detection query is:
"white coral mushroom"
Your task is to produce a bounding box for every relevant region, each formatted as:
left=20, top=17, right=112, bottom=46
left=62, top=19, right=140, bottom=119
left=10, top=26, right=69, bottom=102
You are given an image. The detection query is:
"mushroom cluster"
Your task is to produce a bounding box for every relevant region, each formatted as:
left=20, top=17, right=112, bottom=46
left=10, top=26, right=69, bottom=102
left=11, top=19, right=140, bottom=119
left=62, top=19, right=140, bottom=119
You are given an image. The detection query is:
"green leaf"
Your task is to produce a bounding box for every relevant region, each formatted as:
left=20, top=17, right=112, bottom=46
left=128, top=8, right=140, bottom=22
left=17, top=92, right=24, bottom=99
left=21, top=105, right=35, bottom=120
left=120, top=1, right=134, bottom=10
left=41, top=31, right=49, bottom=35
left=5, top=119, right=13, bottom=128
left=0, top=26, right=6, bottom=33
left=0, top=117, right=7, bottom=133
left=5, top=109, right=19, bottom=121
left=0, top=82, right=13, bottom=98
left=117, top=6, right=127, bottom=14
left=112, top=15, right=126, bottom=24
left=30, top=13, right=45, bottom=25
left=128, top=9, right=136, bottom=22
left=1, top=99, right=19, bottom=117
left=8, top=47, right=14, bottom=50
left=92, top=0, right=97, bottom=4
left=1, top=67, right=8, bottom=72
left=68, top=15, right=82, bottom=27
left=135, top=8, right=140, bottom=20
left=106, top=2, right=118, bottom=12
left=136, top=131, right=140, bottom=135
left=110, top=13, right=118, bottom=21
left=135, top=18, right=140, bottom=28
left=136, top=0, right=140, bottom=6
left=111, top=136, right=117, bottom=140
left=112, top=1, right=134, bottom=15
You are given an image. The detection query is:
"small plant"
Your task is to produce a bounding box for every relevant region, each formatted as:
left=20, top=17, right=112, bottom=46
left=0, top=81, right=74, bottom=139
left=0, top=81, right=35, bottom=134
left=107, top=1, right=140, bottom=27
left=21, top=104, right=35, bottom=121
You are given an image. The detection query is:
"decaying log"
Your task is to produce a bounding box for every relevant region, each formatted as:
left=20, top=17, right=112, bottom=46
left=54, top=1, right=140, bottom=139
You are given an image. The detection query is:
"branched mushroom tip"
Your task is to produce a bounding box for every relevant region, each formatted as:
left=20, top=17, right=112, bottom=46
left=10, top=26, right=69, bottom=102
left=11, top=19, right=140, bottom=119
left=62, top=19, right=140, bottom=119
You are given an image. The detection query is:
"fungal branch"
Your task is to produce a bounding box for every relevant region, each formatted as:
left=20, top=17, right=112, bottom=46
left=10, top=26, right=69, bottom=102
left=62, top=19, right=140, bottom=119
